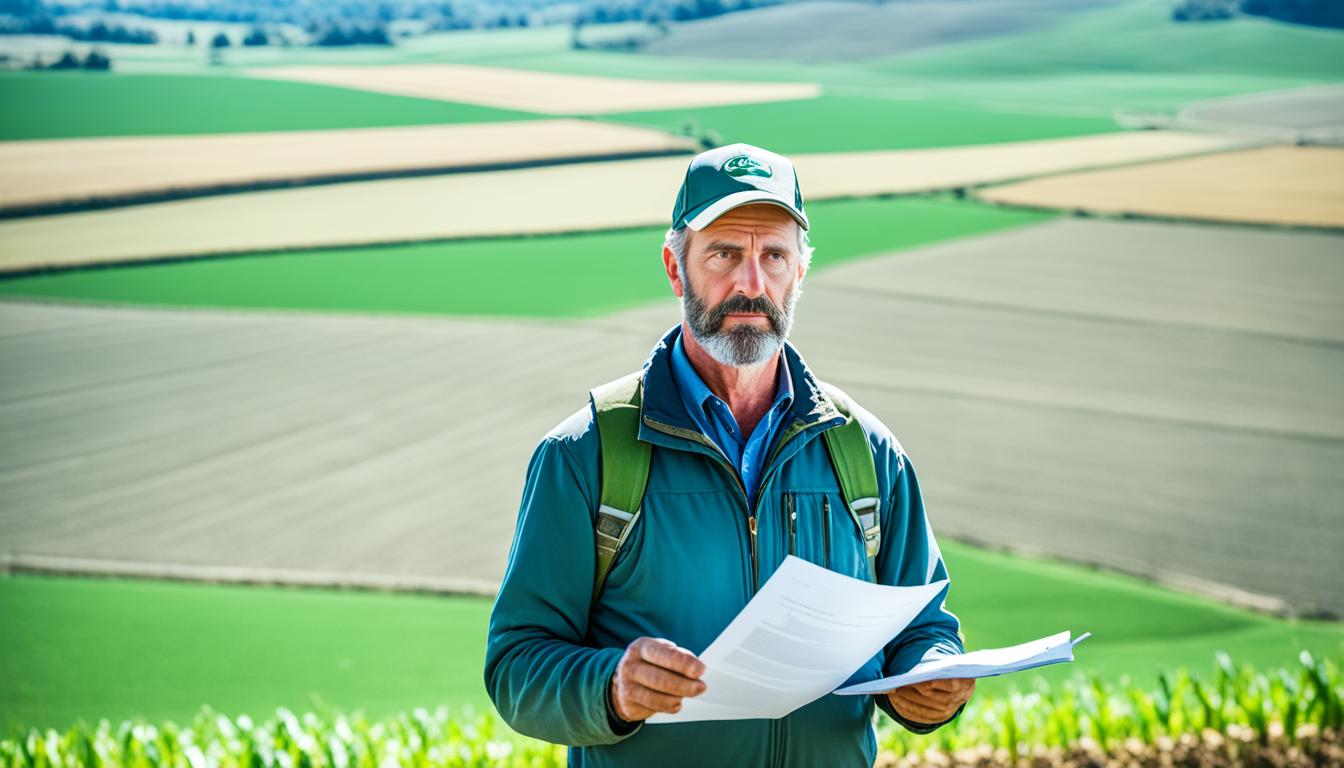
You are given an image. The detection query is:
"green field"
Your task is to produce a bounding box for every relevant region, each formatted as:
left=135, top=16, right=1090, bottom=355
left=0, top=196, right=1052, bottom=317
left=3, top=540, right=1339, bottom=737
left=0, top=72, right=540, bottom=141
left=5, top=3, right=1337, bottom=146
left=605, top=95, right=1123, bottom=154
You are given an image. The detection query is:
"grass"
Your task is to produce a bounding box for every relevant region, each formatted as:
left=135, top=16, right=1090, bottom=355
left=2, top=541, right=1340, bottom=737
left=0, top=196, right=1052, bottom=317
left=604, top=95, right=1124, bottom=154
left=482, top=2, right=1344, bottom=119
left=874, top=2, right=1344, bottom=81
left=0, top=574, right=494, bottom=739
left=0, top=72, right=540, bottom=141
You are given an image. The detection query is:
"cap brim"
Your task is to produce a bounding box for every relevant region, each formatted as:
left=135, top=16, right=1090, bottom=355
left=684, top=190, right=809, bottom=231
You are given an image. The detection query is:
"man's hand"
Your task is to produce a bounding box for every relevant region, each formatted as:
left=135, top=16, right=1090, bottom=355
left=886, top=677, right=975, bottom=725
left=610, top=637, right=708, bottom=722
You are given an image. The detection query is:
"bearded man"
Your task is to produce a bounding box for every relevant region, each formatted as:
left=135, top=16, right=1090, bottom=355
left=485, top=143, right=973, bottom=767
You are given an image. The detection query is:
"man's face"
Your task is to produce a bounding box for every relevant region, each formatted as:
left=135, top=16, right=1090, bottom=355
left=665, top=203, right=807, bottom=368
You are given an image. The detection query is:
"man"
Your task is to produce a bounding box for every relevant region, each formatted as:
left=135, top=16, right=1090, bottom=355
left=485, top=143, right=973, bottom=766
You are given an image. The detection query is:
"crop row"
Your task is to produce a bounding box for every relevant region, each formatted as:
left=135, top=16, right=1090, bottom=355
left=3, top=652, right=1338, bottom=768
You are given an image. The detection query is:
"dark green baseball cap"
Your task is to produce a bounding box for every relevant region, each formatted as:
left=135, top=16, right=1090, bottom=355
left=671, top=143, right=808, bottom=232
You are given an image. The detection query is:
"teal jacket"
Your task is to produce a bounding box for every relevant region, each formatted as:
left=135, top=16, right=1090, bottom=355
left=485, top=324, right=965, bottom=767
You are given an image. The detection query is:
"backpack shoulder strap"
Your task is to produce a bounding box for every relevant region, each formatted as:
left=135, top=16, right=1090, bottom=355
left=589, top=370, right=652, bottom=603
left=819, top=382, right=882, bottom=581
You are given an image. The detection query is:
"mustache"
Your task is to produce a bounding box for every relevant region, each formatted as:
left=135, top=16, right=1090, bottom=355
left=706, top=292, right=786, bottom=335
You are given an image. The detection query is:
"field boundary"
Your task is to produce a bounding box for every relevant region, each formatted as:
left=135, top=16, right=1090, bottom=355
left=0, top=146, right=696, bottom=221
left=0, top=551, right=500, bottom=598
left=0, top=533, right=1303, bottom=619
left=0, top=131, right=1269, bottom=277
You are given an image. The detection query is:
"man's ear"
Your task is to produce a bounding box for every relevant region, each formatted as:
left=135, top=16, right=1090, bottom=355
left=663, top=245, right=685, bottom=299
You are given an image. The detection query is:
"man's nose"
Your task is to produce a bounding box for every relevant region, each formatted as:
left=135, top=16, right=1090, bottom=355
left=733, top=254, right=767, bottom=298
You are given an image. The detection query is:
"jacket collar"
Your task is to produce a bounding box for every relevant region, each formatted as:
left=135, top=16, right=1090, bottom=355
left=637, top=324, right=844, bottom=455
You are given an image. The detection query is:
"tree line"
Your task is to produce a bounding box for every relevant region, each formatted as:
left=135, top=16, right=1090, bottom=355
left=1174, top=0, right=1342, bottom=27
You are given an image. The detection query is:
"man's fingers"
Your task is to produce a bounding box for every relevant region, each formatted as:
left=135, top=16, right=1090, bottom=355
left=919, top=678, right=974, bottom=695
left=636, top=638, right=706, bottom=679
left=888, top=690, right=956, bottom=723
left=628, top=682, right=688, bottom=714
left=619, top=700, right=656, bottom=722
left=629, top=661, right=708, bottom=698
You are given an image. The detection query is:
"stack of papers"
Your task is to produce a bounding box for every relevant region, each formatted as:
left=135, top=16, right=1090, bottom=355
left=834, top=630, right=1091, bottom=696
left=645, top=555, right=1091, bottom=724
left=648, top=556, right=948, bottom=724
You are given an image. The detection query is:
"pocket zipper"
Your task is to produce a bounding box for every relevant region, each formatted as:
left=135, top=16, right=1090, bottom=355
left=786, top=493, right=797, bottom=556
left=822, top=495, right=831, bottom=570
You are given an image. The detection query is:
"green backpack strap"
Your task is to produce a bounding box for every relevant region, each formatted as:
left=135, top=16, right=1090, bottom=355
left=820, top=383, right=882, bottom=581
left=589, top=370, right=652, bottom=603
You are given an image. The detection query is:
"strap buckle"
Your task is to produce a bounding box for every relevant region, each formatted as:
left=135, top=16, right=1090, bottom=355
left=596, top=505, right=634, bottom=542
left=850, top=497, right=881, bottom=557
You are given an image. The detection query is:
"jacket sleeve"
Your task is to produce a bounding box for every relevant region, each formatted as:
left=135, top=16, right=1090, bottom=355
left=483, top=420, right=636, bottom=747
left=871, top=446, right=967, bottom=732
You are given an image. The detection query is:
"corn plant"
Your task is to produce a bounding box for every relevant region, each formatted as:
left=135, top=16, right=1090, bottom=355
left=1, top=653, right=1338, bottom=767
left=876, top=650, right=1342, bottom=759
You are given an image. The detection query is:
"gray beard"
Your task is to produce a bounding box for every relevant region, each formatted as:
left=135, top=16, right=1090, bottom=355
left=680, top=267, right=800, bottom=368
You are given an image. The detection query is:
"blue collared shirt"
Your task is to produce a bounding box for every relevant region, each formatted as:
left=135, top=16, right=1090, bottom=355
left=669, top=332, right=794, bottom=509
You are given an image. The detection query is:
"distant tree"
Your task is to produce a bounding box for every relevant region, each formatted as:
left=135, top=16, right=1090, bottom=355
left=50, top=50, right=80, bottom=69
left=1172, top=0, right=1235, bottom=21
left=310, top=23, right=391, bottom=46
left=1241, top=0, right=1344, bottom=28
left=83, top=48, right=111, bottom=69
left=0, top=0, right=45, bottom=15
left=52, top=20, right=158, bottom=44
left=242, top=26, right=267, bottom=45
left=208, top=30, right=228, bottom=64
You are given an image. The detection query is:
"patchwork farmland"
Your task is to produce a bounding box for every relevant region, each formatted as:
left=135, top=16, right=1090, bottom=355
left=0, top=130, right=1258, bottom=273
left=0, top=120, right=694, bottom=215
left=977, top=145, right=1344, bottom=228
left=1, top=0, right=1342, bottom=757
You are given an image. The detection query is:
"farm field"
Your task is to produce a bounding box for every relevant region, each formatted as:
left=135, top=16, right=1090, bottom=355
left=977, top=145, right=1344, bottom=229
left=0, top=120, right=693, bottom=214
left=0, top=71, right=541, bottom=141
left=447, top=1, right=1344, bottom=116
left=784, top=217, right=1344, bottom=617
left=0, top=197, right=1050, bottom=315
left=0, top=130, right=1253, bottom=273
left=3, top=540, right=1341, bottom=737
left=3, top=217, right=1341, bottom=616
left=1178, top=82, right=1344, bottom=139
left=635, top=0, right=1128, bottom=60
left=3, top=0, right=1343, bottom=755
left=248, top=63, right=821, bottom=114
left=602, top=94, right=1125, bottom=155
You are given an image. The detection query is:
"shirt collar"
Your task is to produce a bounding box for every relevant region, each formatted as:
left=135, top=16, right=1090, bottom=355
left=670, top=330, right=794, bottom=420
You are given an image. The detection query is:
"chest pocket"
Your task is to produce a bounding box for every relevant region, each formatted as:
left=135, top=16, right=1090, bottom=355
left=783, top=490, right=876, bottom=583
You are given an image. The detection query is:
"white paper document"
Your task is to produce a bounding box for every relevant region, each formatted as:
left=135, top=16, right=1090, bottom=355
left=647, top=555, right=948, bottom=724
left=833, top=630, right=1092, bottom=696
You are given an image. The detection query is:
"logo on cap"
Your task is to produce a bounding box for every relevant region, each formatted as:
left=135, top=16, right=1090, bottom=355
left=721, top=154, right=772, bottom=179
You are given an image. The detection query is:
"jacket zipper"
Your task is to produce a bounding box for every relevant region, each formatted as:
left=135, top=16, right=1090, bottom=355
left=645, top=412, right=845, bottom=594
left=643, top=417, right=757, bottom=593
left=822, top=496, right=831, bottom=570
left=786, top=493, right=796, bottom=557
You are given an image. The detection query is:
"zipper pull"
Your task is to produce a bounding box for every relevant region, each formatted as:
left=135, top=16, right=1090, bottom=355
left=787, top=493, right=797, bottom=556
left=748, top=515, right=758, bottom=592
